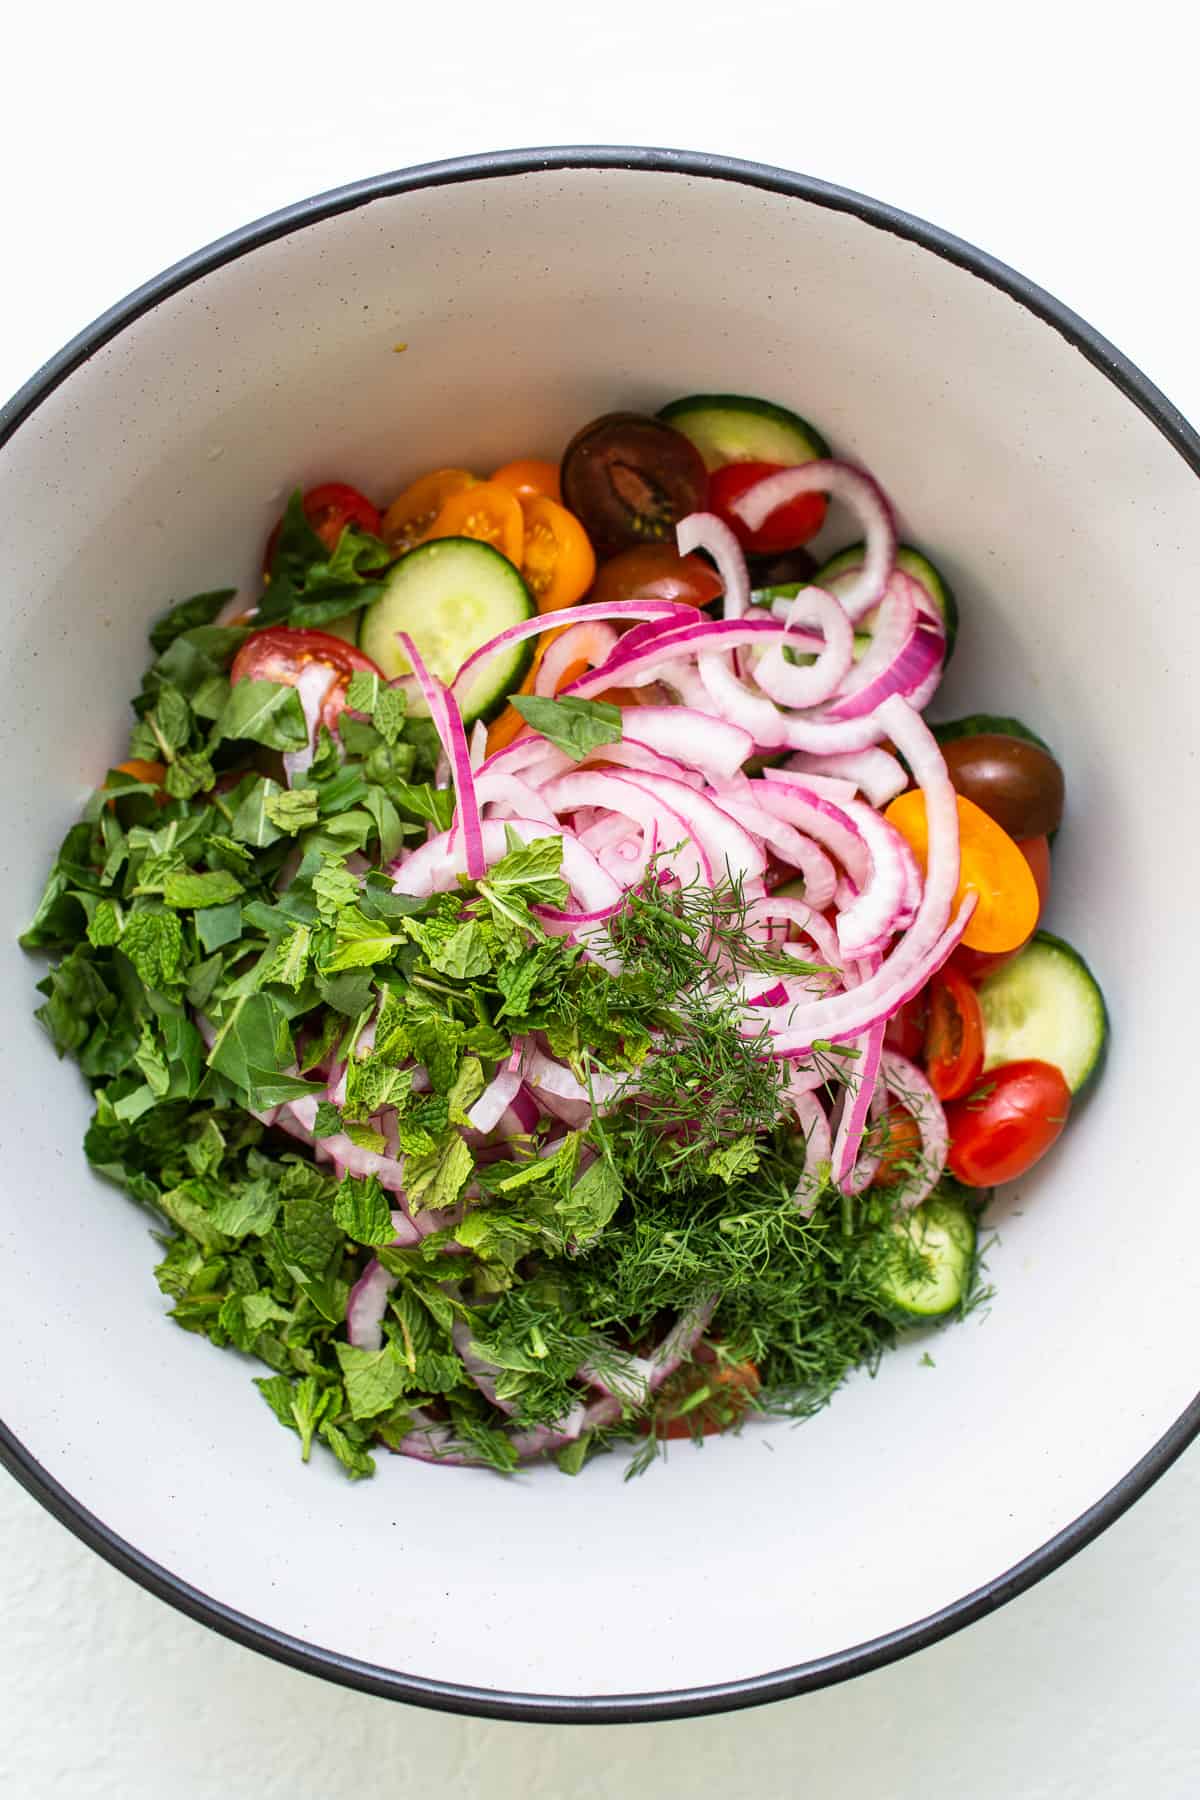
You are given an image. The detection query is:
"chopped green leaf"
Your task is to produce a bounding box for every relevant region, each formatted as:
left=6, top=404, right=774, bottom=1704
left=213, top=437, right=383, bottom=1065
left=511, top=693, right=622, bottom=759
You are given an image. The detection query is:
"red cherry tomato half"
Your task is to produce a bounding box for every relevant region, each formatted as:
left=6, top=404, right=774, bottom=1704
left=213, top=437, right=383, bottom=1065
left=708, top=460, right=828, bottom=554
left=231, top=627, right=385, bottom=734
left=952, top=835, right=1052, bottom=983
left=586, top=543, right=723, bottom=609
left=924, top=966, right=985, bottom=1101
left=884, top=990, right=929, bottom=1062
left=265, top=482, right=382, bottom=567
left=944, top=1059, right=1071, bottom=1187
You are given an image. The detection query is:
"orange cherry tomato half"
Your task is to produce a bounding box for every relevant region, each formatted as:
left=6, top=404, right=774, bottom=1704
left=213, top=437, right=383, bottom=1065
left=869, top=1103, right=923, bottom=1188
left=952, top=835, right=1051, bottom=983
left=427, top=480, right=525, bottom=565
left=381, top=468, right=476, bottom=553
left=520, top=496, right=597, bottom=612
left=923, top=966, right=985, bottom=1101
left=491, top=457, right=562, bottom=504
left=944, top=1059, right=1071, bottom=1187
left=884, top=789, right=1040, bottom=954
left=709, top=459, right=828, bottom=553
left=649, top=1359, right=761, bottom=1440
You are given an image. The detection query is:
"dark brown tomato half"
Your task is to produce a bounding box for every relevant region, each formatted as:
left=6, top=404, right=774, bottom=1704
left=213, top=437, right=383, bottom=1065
left=940, top=733, right=1065, bottom=840
left=560, top=412, right=709, bottom=559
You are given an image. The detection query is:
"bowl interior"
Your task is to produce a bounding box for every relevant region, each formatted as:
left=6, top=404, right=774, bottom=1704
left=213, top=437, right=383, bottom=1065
left=1, top=160, right=1196, bottom=1706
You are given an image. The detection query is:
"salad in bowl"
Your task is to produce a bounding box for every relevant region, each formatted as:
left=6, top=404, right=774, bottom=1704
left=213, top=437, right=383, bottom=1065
left=23, top=392, right=1107, bottom=1481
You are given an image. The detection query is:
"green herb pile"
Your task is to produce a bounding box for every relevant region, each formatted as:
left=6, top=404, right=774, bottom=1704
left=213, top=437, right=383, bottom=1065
left=21, top=502, right=983, bottom=1481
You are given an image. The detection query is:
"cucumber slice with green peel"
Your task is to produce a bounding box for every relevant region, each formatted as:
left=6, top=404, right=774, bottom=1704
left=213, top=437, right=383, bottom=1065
left=977, top=930, right=1108, bottom=1096
left=359, top=537, right=535, bottom=725
left=322, top=612, right=361, bottom=646
left=814, top=542, right=959, bottom=661
left=875, top=1198, right=975, bottom=1323
left=657, top=394, right=830, bottom=472
left=932, top=714, right=1053, bottom=756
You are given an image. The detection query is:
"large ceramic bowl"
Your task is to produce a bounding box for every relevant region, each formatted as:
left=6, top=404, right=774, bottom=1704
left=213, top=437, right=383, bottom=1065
left=1, top=148, right=1197, bottom=1723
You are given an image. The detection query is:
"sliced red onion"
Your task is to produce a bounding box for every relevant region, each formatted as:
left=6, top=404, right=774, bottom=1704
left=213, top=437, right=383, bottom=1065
left=534, top=621, right=620, bottom=697
left=450, top=598, right=692, bottom=704
left=583, top=739, right=697, bottom=784
left=676, top=511, right=751, bottom=622
left=468, top=720, right=488, bottom=770
left=519, top=1042, right=620, bottom=1108
left=646, top=1293, right=720, bottom=1390
left=472, top=769, right=558, bottom=825
left=717, top=793, right=838, bottom=911
left=748, top=698, right=972, bottom=1052
left=832, top=950, right=886, bottom=1188
left=283, top=661, right=337, bottom=786
left=479, top=736, right=570, bottom=783
left=790, top=1092, right=833, bottom=1217
left=730, top=461, right=897, bottom=623
left=580, top=1352, right=656, bottom=1407
left=347, top=1261, right=398, bottom=1352
left=538, top=770, right=709, bottom=886
left=566, top=616, right=823, bottom=696
left=467, top=1069, right=523, bottom=1133
left=752, top=779, right=870, bottom=886
left=617, top=706, right=753, bottom=781
left=879, top=1049, right=949, bottom=1209
left=748, top=894, right=844, bottom=972
left=784, top=747, right=908, bottom=809
left=452, top=1320, right=516, bottom=1415
left=836, top=800, right=916, bottom=959
left=751, top=585, right=854, bottom=710
left=821, top=581, right=944, bottom=722
left=395, top=631, right=485, bottom=882
left=697, top=650, right=786, bottom=744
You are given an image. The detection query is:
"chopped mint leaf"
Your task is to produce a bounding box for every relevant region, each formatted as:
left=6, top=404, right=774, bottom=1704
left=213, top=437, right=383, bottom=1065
left=230, top=777, right=288, bottom=849
left=163, top=868, right=244, bottom=910
left=556, top=1156, right=622, bottom=1245
left=335, top=1341, right=413, bottom=1420
left=332, top=1173, right=395, bottom=1245
left=258, top=923, right=312, bottom=991
left=195, top=900, right=243, bottom=954
left=264, top=787, right=320, bottom=834
left=214, top=678, right=308, bottom=751
left=706, top=1136, right=761, bottom=1182
left=149, top=588, right=237, bottom=654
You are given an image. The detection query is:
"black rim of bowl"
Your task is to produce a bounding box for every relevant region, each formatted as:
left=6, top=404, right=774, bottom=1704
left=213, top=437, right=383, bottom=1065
left=2, top=145, right=1197, bottom=1725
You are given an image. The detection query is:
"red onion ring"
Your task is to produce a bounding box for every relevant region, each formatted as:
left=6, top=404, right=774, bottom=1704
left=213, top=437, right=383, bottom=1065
left=730, top=461, right=897, bottom=623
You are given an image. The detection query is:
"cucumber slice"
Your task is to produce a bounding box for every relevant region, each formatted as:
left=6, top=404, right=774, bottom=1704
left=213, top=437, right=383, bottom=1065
left=657, top=394, right=830, bottom=472
left=977, top=930, right=1109, bottom=1096
left=322, top=612, right=361, bottom=646
left=814, top=542, right=960, bottom=661
left=359, top=537, right=534, bottom=725
left=933, top=714, right=1052, bottom=755
left=875, top=1198, right=975, bottom=1322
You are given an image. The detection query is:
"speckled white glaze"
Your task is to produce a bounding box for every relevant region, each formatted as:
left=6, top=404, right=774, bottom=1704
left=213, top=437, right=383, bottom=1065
left=0, top=161, right=1196, bottom=1706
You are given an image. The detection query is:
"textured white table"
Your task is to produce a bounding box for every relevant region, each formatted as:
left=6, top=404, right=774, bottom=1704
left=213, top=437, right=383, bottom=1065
left=3, top=3, right=1197, bottom=1793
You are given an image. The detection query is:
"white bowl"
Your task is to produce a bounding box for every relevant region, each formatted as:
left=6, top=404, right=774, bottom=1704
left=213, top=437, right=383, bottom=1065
left=1, top=148, right=1197, bottom=1721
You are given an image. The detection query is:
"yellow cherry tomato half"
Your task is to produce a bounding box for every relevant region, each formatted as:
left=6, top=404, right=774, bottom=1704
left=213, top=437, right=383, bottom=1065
left=491, top=457, right=562, bottom=504
left=427, top=480, right=525, bottom=565
left=520, top=496, right=597, bottom=612
left=381, top=468, right=476, bottom=552
left=884, top=789, right=1040, bottom=954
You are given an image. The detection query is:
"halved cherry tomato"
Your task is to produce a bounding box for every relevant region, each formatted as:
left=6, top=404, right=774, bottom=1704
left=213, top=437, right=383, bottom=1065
left=884, top=790, right=1040, bottom=954
left=491, top=457, right=561, bottom=504
left=264, top=481, right=382, bottom=568
left=869, top=1103, right=923, bottom=1188
left=427, top=480, right=524, bottom=565
left=884, top=991, right=929, bottom=1062
left=924, top=967, right=985, bottom=1101
left=944, top=1059, right=1071, bottom=1187
left=586, top=543, right=722, bottom=609
left=649, top=1358, right=760, bottom=1440
left=952, top=836, right=1052, bottom=983
left=231, top=628, right=385, bottom=734
left=521, top=496, right=596, bottom=612
left=709, top=459, right=827, bottom=554
left=560, top=413, right=708, bottom=558
left=381, top=468, right=476, bottom=553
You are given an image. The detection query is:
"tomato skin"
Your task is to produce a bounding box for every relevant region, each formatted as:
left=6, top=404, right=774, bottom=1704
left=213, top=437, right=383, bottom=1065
left=942, top=734, right=1064, bottom=840
left=264, top=482, right=381, bottom=567
left=521, top=496, right=596, bottom=611
left=944, top=1059, right=1071, bottom=1187
left=586, top=543, right=722, bottom=609
left=709, top=460, right=827, bottom=553
left=869, top=1103, right=922, bottom=1188
left=953, top=836, right=1051, bottom=983
left=924, top=967, right=985, bottom=1101
left=231, top=628, right=385, bottom=733
left=884, top=991, right=929, bottom=1061
left=491, top=458, right=562, bottom=503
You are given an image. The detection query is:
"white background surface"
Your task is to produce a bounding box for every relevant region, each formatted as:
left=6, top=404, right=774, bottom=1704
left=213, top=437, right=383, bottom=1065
left=2, top=2, right=1197, bottom=1794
